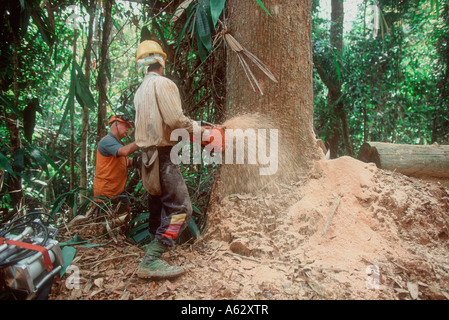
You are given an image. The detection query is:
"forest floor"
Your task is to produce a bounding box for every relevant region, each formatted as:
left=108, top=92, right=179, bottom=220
left=49, top=156, right=449, bottom=300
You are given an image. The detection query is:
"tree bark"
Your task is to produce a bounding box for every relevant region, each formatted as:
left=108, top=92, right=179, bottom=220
left=225, top=0, right=322, bottom=168
left=315, top=0, right=354, bottom=158
left=70, top=31, right=77, bottom=215
left=213, top=0, right=323, bottom=196
left=97, top=0, right=114, bottom=142
left=80, top=0, right=96, bottom=199
left=7, top=30, right=23, bottom=213
left=357, top=141, right=449, bottom=178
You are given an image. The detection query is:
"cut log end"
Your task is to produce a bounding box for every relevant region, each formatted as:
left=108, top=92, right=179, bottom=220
left=357, top=142, right=381, bottom=168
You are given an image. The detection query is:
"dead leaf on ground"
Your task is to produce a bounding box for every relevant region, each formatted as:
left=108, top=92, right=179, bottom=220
left=94, top=278, right=104, bottom=289
left=407, top=282, right=419, bottom=300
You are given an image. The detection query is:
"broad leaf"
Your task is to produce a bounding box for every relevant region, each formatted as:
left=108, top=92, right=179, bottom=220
left=255, top=0, right=272, bottom=18
left=175, top=4, right=197, bottom=58
left=196, top=1, right=212, bottom=53
left=210, top=0, right=226, bottom=27
left=74, top=61, right=96, bottom=111
left=26, top=0, right=56, bottom=47
left=0, top=152, right=14, bottom=176
left=29, top=147, right=49, bottom=175
left=187, top=217, right=200, bottom=238
left=60, top=246, right=76, bottom=277
left=14, top=148, right=24, bottom=173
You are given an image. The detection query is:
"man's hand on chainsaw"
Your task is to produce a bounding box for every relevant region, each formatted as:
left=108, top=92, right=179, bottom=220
left=199, top=122, right=225, bottom=151
left=202, top=128, right=212, bottom=140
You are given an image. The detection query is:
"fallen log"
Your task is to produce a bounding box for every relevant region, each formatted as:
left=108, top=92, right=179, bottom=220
left=357, top=141, right=449, bottom=178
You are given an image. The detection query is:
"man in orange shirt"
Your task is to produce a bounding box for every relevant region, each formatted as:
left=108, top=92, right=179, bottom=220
left=93, top=115, right=139, bottom=214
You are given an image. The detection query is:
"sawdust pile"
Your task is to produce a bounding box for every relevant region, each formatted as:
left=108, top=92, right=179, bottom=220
left=200, top=156, right=449, bottom=299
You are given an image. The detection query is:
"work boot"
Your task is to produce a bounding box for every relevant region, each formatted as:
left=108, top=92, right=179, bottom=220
left=136, top=239, right=185, bottom=279
left=141, top=233, right=155, bottom=250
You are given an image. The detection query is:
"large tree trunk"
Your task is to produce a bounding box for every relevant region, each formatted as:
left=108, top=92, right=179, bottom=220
left=225, top=0, right=322, bottom=170
left=214, top=0, right=323, bottom=196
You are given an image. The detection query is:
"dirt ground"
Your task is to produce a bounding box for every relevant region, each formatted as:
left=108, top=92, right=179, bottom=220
left=49, top=156, right=449, bottom=300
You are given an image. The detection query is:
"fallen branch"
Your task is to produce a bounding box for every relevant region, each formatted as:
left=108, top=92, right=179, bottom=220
left=206, top=243, right=223, bottom=262
left=322, top=197, right=342, bottom=236
left=78, top=253, right=140, bottom=268
left=224, top=252, right=292, bottom=267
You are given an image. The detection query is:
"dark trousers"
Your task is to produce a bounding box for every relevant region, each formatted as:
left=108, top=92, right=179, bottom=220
left=147, top=146, right=192, bottom=247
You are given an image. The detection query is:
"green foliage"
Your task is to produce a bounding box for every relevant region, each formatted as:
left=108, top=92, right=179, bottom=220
left=313, top=0, right=449, bottom=157
left=196, top=0, right=213, bottom=60
left=255, top=0, right=272, bottom=18
left=211, top=0, right=226, bottom=27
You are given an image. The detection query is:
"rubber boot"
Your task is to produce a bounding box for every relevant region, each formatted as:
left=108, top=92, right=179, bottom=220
left=136, top=239, right=184, bottom=279
left=142, top=233, right=155, bottom=250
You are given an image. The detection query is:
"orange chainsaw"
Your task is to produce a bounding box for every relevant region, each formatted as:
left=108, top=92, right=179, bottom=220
left=190, top=121, right=225, bottom=152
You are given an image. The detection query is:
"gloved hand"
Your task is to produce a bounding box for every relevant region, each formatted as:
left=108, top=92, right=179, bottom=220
left=203, top=129, right=211, bottom=140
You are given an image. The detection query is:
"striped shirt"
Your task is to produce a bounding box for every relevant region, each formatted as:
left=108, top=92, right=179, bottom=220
left=134, top=72, right=200, bottom=147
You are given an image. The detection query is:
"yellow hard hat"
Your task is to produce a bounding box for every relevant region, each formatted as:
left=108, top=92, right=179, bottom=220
left=135, top=40, right=167, bottom=63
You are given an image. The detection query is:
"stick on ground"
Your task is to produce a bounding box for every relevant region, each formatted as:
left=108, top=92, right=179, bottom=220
left=322, top=197, right=342, bottom=236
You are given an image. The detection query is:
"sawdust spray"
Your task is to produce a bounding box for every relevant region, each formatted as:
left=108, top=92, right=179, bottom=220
left=218, top=113, right=304, bottom=195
